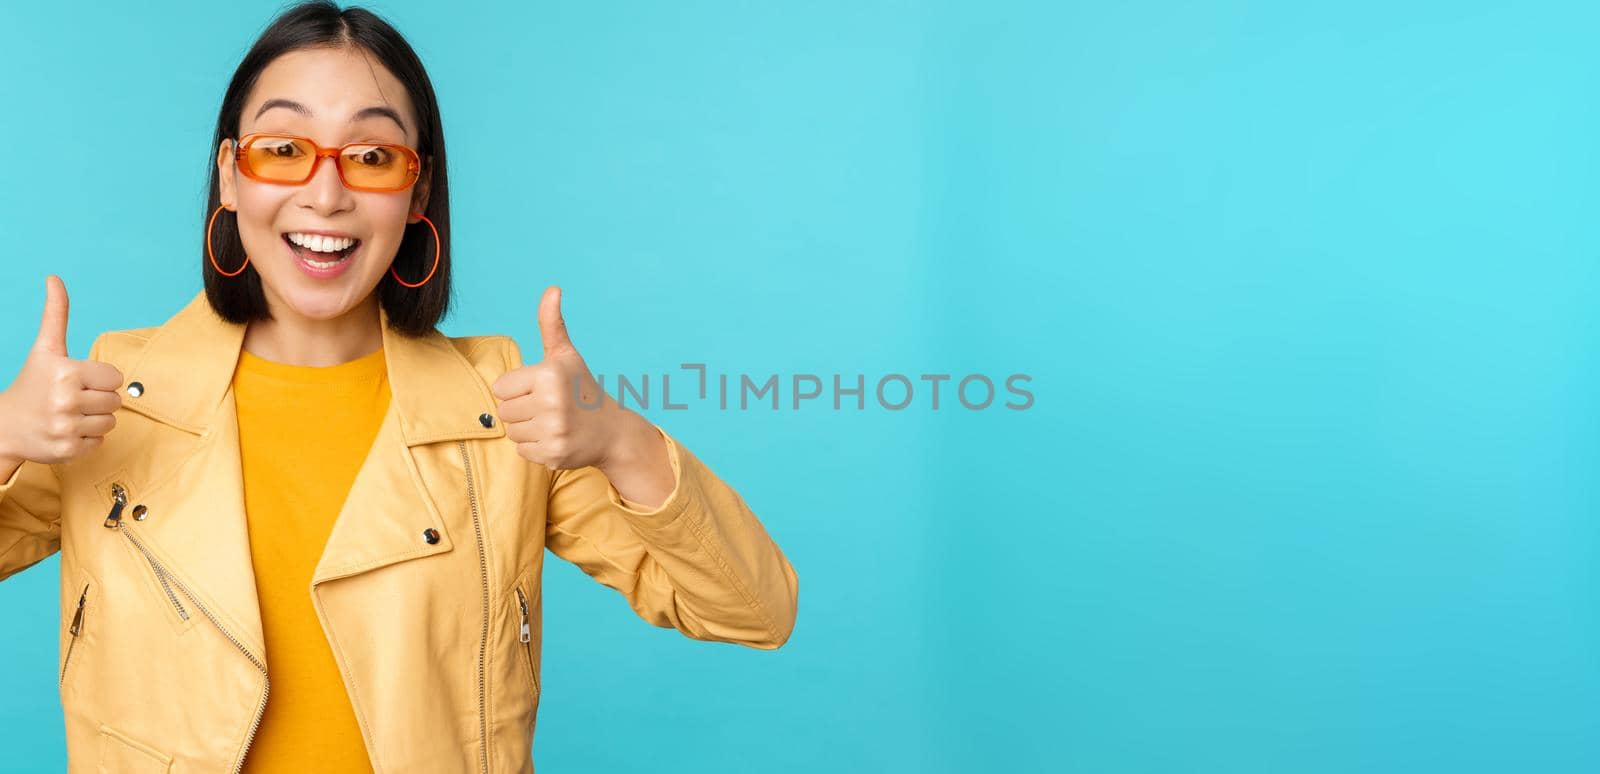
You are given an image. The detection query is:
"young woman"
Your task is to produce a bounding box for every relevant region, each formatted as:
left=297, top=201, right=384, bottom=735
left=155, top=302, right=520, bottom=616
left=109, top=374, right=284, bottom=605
left=0, top=3, right=798, bottom=772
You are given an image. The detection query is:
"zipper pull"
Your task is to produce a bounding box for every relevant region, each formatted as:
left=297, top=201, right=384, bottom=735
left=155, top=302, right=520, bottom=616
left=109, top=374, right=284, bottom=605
left=69, top=584, right=88, bottom=636
left=102, top=483, right=128, bottom=529
left=515, top=587, right=531, bottom=643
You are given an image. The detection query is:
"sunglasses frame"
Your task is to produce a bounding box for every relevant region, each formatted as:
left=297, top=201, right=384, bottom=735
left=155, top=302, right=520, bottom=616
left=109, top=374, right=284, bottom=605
left=233, top=132, right=422, bottom=192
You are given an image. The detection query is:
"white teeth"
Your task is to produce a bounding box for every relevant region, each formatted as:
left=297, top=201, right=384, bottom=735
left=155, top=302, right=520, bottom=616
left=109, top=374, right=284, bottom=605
left=286, top=232, right=356, bottom=253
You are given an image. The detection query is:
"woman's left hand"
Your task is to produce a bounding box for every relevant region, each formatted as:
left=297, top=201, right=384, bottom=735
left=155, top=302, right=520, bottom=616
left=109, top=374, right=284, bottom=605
left=491, top=285, right=637, bottom=471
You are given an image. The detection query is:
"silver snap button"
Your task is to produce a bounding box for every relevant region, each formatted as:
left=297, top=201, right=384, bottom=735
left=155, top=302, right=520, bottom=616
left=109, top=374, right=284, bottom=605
left=131, top=504, right=148, bottom=521
left=127, top=381, right=144, bottom=398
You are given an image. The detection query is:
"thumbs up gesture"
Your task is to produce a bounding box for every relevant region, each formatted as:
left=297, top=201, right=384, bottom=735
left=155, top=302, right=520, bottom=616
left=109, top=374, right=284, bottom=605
left=490, top=286, right=628, bottom=471
left=0, top=276, right=125, bottom=465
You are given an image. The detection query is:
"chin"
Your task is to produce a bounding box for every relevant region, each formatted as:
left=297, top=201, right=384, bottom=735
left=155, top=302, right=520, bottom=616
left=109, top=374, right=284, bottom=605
left=274, top=283, right=369, bottom=321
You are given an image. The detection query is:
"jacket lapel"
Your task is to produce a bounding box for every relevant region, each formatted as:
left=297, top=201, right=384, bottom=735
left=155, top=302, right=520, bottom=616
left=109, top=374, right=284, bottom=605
left=115, top=291, right=506, bottom=657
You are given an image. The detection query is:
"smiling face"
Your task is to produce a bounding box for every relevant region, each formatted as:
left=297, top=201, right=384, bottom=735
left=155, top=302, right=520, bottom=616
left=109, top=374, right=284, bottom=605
left=217, top=45, right=431, bottom=324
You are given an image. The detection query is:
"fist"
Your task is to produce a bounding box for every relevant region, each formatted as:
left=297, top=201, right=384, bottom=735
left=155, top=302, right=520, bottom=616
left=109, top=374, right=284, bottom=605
left=0, top=276, right=124, bottom=464
left=491, top=286, right=625, bottom=470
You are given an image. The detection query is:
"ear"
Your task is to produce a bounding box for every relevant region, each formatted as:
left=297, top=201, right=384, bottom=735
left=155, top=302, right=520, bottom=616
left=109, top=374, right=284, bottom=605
left=409, top=158, right=432, bottom=221
left=216, top=138, right=237, bottom=209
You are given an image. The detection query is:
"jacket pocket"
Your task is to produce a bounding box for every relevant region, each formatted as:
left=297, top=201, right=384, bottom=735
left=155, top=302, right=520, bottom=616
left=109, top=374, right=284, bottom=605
left=59, top=579, right=90, bottom=689
left=97, top=724, right=172, bottom=773
left=513, top=583, right=540, bottom=695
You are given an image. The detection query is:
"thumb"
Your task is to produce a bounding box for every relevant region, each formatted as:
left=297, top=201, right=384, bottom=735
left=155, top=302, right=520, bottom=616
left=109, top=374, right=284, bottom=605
left=32, top=274, right=69, bottom=357
left=537, top=285, right=575, bottom=357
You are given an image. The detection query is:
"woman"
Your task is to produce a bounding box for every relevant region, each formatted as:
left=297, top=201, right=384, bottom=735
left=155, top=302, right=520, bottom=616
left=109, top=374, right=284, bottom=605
left=0, top=3, right=799, bottom=772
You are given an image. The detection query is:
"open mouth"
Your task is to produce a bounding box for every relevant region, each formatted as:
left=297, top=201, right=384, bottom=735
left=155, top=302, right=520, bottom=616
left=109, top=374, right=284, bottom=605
left=282, top=231, right=362, bottom=269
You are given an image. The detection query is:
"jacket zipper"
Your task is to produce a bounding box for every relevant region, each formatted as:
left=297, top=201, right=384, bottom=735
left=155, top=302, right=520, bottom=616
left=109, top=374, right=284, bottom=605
left=514, top=585, right=535, bottom=689
left=59, top=582, right=89, bottom=688
left=148, top=560, right=190, bottom=621
left=102, top=486, right=186, bottom=620
left=459, top=440, right=490, bottom=774
left=104, top=483, right=268, bottom=774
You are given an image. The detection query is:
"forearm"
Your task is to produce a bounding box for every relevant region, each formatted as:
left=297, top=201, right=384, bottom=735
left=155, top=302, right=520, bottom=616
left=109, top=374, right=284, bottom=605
left=598, top=408, right=674, bottom=510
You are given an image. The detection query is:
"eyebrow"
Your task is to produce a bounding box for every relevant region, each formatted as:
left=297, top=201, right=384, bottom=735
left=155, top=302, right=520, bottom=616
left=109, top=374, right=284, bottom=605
left=252, top=98, right=408, bottom=134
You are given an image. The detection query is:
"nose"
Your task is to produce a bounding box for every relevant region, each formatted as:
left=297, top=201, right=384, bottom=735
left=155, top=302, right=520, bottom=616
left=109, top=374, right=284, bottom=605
left=296, top=152, right=355, bottom=217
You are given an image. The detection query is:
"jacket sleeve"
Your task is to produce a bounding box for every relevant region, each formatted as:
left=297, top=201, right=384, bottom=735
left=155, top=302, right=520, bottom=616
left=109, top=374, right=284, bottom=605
left=545, top=430, right=799, bottom=649
left=0, top=458, right=62, bottom=582
left=510, top=343, right=799, bottom=650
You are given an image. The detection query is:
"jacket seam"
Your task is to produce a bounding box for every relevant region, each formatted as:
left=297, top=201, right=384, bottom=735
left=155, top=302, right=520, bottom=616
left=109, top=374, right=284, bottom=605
left=552, top=486, right=781, bottom=643
left=463, top=336, right=508, bottom=362
left=675, top=497, right=785, bottom=644
left=547, top=523, right=644, bottom=593
left=0, top=535, right=29, bottom=569
left=624, top=453, right=783, bottom=643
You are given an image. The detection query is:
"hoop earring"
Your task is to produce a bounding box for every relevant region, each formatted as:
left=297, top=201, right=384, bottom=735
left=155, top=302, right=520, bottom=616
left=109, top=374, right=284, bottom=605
left=206, top=205, right=250, bottom=277
left=391, top=214, right=441, bottom=288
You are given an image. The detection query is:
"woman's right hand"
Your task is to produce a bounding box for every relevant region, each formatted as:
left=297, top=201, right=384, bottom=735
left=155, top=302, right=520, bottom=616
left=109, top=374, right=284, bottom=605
left=0, top=276, right=124, bottom=468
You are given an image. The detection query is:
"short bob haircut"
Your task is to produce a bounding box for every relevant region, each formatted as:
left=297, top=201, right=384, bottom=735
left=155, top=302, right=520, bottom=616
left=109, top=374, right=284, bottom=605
left=202, top=0, right=450, bottom=337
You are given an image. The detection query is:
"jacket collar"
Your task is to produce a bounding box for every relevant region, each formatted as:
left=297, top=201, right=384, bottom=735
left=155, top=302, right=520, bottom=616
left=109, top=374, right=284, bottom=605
left=108, top=291, right=503, bottom=660
left=122, top=290, right=503, bottom=445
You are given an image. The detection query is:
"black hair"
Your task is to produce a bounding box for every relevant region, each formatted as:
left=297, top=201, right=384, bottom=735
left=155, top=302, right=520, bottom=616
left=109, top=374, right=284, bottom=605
left=202, top=0, right=450, bottom=336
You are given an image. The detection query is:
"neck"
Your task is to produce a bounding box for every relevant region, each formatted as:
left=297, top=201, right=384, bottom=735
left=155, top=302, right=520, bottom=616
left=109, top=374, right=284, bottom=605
left=243, top=292, right=383, bottom=367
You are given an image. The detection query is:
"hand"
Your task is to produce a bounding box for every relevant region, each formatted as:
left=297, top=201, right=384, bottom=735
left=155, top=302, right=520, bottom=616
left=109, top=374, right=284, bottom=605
left=491, top=286, right=630, bottom=471
left=0, top=276, right=124, bottom=465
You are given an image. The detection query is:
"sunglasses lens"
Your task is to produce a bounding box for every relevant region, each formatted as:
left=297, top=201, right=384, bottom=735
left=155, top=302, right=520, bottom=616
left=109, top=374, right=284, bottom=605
left=339, top=144, right=415, bottom=190
left=243, top=136, right=316, bottom=182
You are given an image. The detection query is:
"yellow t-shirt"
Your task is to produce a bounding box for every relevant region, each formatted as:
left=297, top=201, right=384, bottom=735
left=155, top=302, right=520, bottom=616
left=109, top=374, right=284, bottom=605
left=233, top=345, right=389, bottom=774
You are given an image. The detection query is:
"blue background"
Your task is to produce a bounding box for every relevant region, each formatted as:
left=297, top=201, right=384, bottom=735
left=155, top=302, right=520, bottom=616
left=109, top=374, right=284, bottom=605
left=2, top=1, right=1596, bottom=771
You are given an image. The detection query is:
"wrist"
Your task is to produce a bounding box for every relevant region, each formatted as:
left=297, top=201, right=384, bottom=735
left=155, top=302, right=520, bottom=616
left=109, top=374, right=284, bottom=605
left=597, top=406, right=653, bottom=476
left=0, top=431, right=21, bottom=473
left=0, top=396, right=20, bottom=464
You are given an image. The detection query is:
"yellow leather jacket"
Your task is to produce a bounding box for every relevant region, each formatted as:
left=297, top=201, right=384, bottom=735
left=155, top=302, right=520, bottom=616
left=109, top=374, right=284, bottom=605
left=0, top=291, right=799, bottom=773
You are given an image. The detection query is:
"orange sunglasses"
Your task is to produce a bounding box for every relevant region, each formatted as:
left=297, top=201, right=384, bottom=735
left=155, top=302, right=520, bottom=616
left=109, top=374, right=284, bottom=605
left=234, top=133, right=422, bottom=192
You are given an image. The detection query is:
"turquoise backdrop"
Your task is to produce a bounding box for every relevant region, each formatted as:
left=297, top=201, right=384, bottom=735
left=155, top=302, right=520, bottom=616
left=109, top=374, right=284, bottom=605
left=1, top=1, right=1595, bottom=771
